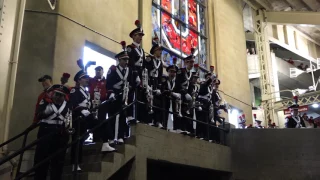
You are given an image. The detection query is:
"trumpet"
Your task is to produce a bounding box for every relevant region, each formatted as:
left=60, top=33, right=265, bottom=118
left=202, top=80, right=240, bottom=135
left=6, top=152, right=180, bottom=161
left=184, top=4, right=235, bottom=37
left=123, top=81, right=130, bottom=106
left=92, top=91, right=101, bottom=119
left=65, top=109, right=75, bottom=134
left=176, top=98, right=182, bottom=117
left=209, top=103, right=214, bottom=123
left=142, top=68, right=149, bottom=89
left=147, top=85, right=154, bottom=114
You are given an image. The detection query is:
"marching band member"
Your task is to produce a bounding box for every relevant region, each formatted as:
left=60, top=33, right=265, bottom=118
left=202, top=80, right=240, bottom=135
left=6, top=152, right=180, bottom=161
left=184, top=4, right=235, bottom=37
left=196, top=72, right=213, bottom=140
left=188, top=71, right=200, bottom=136
left=285, top=96, right=306, bottom=128
left=238, top=114, right=246, bottom=129
left=211, top=78, right=227, bottom=143
left=106, top=41, right=140, bottom=145
left=161, top=65, right=181, bottom=131
left=176, top=48, right=195, bottom=134
left=33, top=85, right=71, bottom=180
left=144, top=37, right=164, bottom=127
left=253, top=114, right=265, bottom=129
left=33, top=75, right=53, bottom=123
left=88, top=66, right=109, bottom=142
left=127, top=20, right=146, bottom=124
left=70, top=69, right=115, bottom=172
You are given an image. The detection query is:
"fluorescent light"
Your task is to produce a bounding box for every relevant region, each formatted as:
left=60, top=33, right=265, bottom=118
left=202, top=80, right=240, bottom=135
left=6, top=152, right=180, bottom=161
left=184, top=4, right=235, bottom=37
left=300, top=24, right=315, bottom=27
left=232, top=109, right=239, bottom=114
left=312, top=104, right=319, bottom=108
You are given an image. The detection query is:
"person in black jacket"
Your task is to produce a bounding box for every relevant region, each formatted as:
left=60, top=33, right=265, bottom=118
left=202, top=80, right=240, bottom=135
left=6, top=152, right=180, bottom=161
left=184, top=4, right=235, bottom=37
left=106, top=41, right=140, bottom=144
left=70, top=70, right=116, bottom=171
left=144, top=38, right=164, bottom=127
left=126, top=20, right=146, bottom=124
left=285, top=96, right=306, bottom=128
left=196, top=72, right=213, bottom=140
left=161, top=65, right=181, bottom=131
left=33, top=85, right=70, bottom=180
left=176, top=48, right=195, bottom=134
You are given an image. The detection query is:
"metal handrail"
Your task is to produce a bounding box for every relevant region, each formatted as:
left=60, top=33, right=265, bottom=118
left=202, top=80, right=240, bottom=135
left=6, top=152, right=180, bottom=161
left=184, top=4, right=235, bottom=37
left=15, top=101, right=134, bottom=180
left=0, top=123, right=40, bottom=149
left=2, top=97, right=228, bottom=180
left=136, top=100, right=228, bottom=132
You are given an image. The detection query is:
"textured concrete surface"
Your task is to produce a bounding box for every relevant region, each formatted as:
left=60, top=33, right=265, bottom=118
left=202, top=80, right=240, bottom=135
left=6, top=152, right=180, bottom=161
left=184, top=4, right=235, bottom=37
left=211, top=0, right=252, bottom=124
left=131, top=124, right=232, bottom=180
left=231, top=129, right=320, bottom=180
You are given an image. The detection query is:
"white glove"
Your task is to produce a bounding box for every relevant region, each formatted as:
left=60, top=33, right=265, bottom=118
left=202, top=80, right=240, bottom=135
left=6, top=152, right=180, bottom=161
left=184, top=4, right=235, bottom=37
left=198, top=107, right=202, bottom=111
left=185, top=94, right=192, bottom=101
left=154, top=89, right=161, bottom=95
left=81, top=109, right=91, bottom=117
left=172, top=92, right=181, bottom=99
left=109, top=93, right=116, bottom=100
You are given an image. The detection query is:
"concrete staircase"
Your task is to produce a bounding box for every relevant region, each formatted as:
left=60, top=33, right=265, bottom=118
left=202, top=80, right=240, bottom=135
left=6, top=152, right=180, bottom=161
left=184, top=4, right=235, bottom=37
left=62, top=137, right=136, bottom=180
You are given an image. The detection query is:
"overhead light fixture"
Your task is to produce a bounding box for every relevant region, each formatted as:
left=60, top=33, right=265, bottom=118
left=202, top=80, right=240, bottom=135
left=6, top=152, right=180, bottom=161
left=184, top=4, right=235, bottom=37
left=312, top=103, right=319, bottom=108
left=300, top=24, right=315, bottom=27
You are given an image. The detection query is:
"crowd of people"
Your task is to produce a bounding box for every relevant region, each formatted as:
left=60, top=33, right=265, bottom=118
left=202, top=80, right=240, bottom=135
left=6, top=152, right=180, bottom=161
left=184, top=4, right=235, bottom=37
left=31, top=20, right=228, bottom=180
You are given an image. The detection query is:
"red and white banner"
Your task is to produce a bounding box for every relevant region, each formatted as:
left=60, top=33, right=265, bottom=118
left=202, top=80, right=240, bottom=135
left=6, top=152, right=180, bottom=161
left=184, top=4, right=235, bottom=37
left=283, top=105, right=308, bottom=115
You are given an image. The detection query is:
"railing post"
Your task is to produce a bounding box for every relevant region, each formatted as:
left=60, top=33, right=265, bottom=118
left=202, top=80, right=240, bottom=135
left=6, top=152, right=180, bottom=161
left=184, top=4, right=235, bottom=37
left=15, top=133, right=28, bottom=178
left=73, top=119, right=81, bottom=180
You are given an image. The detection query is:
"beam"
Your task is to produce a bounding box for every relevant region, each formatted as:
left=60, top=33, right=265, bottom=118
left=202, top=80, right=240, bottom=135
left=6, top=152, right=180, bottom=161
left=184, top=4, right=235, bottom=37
left=301, top=0, right=319, bottom=11
left=255, top=0, right=272, bottom=10
left=242, top=0, right=259, bottom=10
left=266, top=11, right=320, bottom=25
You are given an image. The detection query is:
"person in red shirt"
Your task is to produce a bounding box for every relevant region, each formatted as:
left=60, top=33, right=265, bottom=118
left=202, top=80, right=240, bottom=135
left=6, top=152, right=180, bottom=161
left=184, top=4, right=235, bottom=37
left=33, top=75, right=53, bottom=123
left=88, top=66, right=111, bottom=142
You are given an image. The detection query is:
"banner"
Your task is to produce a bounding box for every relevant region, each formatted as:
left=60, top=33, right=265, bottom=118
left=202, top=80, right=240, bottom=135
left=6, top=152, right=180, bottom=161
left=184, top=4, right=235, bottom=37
left=283, top=105, right=308, bottom=115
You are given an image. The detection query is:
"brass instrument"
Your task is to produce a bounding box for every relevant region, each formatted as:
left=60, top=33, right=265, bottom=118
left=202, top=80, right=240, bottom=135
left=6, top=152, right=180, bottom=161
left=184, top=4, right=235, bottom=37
left=92, top=91, right=101, bottom=119
left=147, top=85, right=154, bottom=114
left=142, top=68, right=149, bottom=89
left=65, top=109, right=75, bottom=134
left=123, top=81, right=130, bottom=106
left=142, top=68, right=154, bottom=114
left=209, top=103, right=214, bottom=123
left=175, top=97, right=182, bottom=117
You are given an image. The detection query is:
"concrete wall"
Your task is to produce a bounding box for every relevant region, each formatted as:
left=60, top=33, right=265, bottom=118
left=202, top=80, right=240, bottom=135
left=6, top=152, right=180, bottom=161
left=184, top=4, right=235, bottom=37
left=131, top=124, right=232, bottom=180
left=0, top=0, right=21, bottom=144
left=8, top=0, right=58, bottom=149
left=211, top=0, right=252, bottom=123
left=231, top=129, right=320, bottom=180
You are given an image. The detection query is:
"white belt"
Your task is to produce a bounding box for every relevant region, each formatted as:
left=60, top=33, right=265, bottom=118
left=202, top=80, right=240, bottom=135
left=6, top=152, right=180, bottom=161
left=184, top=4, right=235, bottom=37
left=40, top=119, right=64, bottom=125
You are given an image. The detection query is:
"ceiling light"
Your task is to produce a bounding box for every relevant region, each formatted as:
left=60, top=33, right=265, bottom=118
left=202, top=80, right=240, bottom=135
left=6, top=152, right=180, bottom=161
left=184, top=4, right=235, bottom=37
left=300, top=24, right=315, bottom=27
left=312, top=104, right=319, bottom=108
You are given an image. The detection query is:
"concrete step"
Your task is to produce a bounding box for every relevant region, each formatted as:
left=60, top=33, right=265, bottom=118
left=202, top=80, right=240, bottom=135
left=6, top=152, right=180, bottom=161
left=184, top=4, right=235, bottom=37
left=62, top=144, right=136, bottom=180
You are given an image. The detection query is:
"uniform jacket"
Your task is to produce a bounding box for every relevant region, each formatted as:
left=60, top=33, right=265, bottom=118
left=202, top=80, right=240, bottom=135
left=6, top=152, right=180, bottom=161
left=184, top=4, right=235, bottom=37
left=176, top=68, right=193, bottom=95
left=127, top=43, right=146, bottom=70
left=106, top=65, right=140, bottom=96
left=37, top=98, right=71, bottom=125
left=89, top=77, right=107, bottom=101
left=69, top=86, right=91, bottom=116
left=161, top=77, right=180, bottom=100
left=285, top=116, right=306, bottom=128
left=144, top=56, right=163, bottom=90
left=33, top=89, right=53, bottom=123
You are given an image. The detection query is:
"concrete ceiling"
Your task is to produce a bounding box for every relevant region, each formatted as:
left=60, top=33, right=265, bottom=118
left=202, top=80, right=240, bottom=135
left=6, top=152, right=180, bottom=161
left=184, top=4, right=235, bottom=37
left=245, top=0, right=320, bottom=43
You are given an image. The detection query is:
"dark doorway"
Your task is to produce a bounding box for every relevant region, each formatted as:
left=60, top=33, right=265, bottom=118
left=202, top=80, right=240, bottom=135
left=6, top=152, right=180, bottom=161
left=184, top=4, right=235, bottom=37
left=147, top=159, right=232, bottom=180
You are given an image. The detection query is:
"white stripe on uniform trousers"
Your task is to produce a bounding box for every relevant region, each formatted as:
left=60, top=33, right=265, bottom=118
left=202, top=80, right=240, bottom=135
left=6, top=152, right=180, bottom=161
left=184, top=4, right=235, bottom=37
left=114, top=114, right=120, bottom=140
